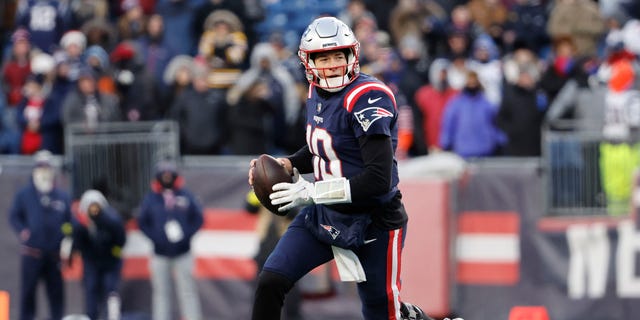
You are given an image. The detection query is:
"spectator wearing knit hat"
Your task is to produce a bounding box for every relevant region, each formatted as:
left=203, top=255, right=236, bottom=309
left=1, top=28, right=33, bottom=154
left=2, top=28, right=33, bottom=108
left=55, top=30, right=87, bottom=83
left=116, top=0, right=148, bottom=41
left=16, top=52, right=66, bottom=154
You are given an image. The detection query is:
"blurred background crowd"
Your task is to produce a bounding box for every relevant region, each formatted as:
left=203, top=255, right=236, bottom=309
left=0, top=0, right=639, bottom=160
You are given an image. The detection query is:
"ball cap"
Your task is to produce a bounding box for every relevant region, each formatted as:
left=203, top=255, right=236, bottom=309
left=33, top=150, right=54, bottom=168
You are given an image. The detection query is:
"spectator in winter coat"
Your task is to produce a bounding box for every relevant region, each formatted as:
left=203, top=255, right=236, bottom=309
left=73, top=189, right=126, bottom=320
left=226, top=42, right=298, bottom=154
left=161, top=55, right=194, bottom=117
left=2, top=28, right=34, bottom=154
left=83, top=45, right=117, bottom=95
left=116, top=0, right=148, bottom=42
left=168, top=61, right=227, bottom=154
left=137, top=161, right=204, bottom=320
left=440, top=71, right=506, bottom=158
left=17, top=55, right=66, bottom=155
left=8, top=150, right=73, bottom=320
left=496, top=61, right=546, bottom=156
left=197, top=9, right=248, bottom=89
left=54, top=30, right=87, bottom=83
left=414, top=58, right=459, bottom=152
left=61, top=67, right=121, bottom=131
left=468, top=34, right=503, bottom=107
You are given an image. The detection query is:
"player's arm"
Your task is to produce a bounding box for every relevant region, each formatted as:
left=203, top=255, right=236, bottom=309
left=348, top=134, right=393, bottom=201
left=287, top=145, right=314, bottom=174
left=270, top=134, right=393, bottom=211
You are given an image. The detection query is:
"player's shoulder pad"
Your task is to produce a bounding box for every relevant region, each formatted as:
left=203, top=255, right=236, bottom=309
left=343, top=81, right=397, bottom=113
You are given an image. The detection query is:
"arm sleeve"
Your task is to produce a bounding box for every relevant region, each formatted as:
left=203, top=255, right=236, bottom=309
left=287, top=145, right=314, bottom=174
left=348, top=134, right=393, bottom=202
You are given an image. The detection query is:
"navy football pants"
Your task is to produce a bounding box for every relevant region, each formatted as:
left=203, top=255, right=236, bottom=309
left=20, top=252, right=64, bottom=320
left=253, top=212, right=407, bottom=320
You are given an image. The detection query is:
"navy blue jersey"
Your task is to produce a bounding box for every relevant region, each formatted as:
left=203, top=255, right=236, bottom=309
left=16, top=0, right=70, bottom=53
left=305, top=74, right=400, bottom=204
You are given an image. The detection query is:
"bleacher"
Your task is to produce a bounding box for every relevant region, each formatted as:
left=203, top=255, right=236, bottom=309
left=256, top=0, right=348, bottom=49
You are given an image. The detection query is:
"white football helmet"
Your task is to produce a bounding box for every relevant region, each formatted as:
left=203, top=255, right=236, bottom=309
left=298, top=16, right=360, bottom=92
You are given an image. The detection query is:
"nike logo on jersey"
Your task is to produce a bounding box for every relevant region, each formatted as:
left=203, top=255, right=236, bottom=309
left=354, top=107, right=394, bottom=132
left=364, top=238, right=377, bottom=244
left=313, top=115, right=323, bottom=124
left=368, top=97, right=382, bottom=104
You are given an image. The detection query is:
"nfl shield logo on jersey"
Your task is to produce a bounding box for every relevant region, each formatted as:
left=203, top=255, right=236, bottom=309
left=354, top=107, right=394, bottom=132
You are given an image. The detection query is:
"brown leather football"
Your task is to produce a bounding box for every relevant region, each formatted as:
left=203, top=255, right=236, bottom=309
left=252, top=154, right=293, bottom=215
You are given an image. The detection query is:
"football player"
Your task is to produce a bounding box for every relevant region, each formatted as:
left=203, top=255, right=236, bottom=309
left=248, top=16, right=439, bottom=320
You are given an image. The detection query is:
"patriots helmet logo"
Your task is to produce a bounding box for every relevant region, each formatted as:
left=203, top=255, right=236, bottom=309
left=354, top=107, right=394, bottom=132
left=320, top=224, right=341, bottom=240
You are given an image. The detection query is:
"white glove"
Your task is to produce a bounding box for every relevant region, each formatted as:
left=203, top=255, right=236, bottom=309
left=270, top=168, right=315, bottom=212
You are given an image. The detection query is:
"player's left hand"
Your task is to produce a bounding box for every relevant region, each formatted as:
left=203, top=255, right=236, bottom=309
left=270, top=168, right=315, bottom=212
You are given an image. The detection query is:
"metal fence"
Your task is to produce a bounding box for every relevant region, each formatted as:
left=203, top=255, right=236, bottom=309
left=542, top=129, right=640, bottom=217
left=64, top=121, right=179, bottom=218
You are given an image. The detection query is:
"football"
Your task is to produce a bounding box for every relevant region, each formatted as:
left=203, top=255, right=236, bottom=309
left=252, top=154, right=293, bottom=215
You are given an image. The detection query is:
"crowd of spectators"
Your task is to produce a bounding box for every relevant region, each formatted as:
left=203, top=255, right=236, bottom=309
left=0, top=0, right=639, bottom=159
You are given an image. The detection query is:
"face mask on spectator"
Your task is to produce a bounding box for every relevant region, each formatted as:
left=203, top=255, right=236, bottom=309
left=33, top=167, right=54, bottom=193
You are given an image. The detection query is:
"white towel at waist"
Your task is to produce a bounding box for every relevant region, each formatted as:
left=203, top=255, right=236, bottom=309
left=331, top=246, right=366, bottom=283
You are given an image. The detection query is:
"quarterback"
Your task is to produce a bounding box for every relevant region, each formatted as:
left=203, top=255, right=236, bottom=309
left=249, top=16, right=438, bottom=320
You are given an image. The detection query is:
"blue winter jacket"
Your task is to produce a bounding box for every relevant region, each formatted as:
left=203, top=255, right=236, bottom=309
left=73, top=207, right=126, bottom=269
left=9, top=182, right=72, bottom=253
left=440, top=91, right=506, bottom=158
left=138, top=187, right=204, bottom=257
